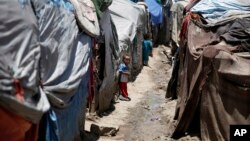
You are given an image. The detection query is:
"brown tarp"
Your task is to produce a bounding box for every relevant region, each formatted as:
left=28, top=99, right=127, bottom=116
left=172, top=18, right=250, bottom=141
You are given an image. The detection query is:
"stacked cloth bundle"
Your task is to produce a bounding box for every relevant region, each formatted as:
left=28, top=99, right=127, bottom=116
left=170, top=0, right=250, bottom=141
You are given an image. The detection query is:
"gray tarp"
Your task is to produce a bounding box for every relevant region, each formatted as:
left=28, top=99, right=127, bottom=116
left=98, top=9, right=120, bottom=113
left=0, top=0, right=50, bottom=123
left=97, top=0, right=146, bottom=112
left=33, top=0, right=90, bottom=109
left=32, top=0, right=91, bottom=140
left=110, top=0, right=146, bottom=78
left=109, top=0, right=146, bottom=51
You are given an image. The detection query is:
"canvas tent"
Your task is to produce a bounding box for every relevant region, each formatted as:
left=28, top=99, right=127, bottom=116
left=91, top=0, right=147, bottom=113
left=32, top=0, right=92, bottom=140
left=94, top=8, right=120, bottom=113
left=109, top=0, right=147, bottom=73
left=110, top=0, right=146, bottom=52
left=70, top=0, right=100, bottom=37
left=157, top=0, right=173, bottom=45
left=0, top=1, right=50, bottom=140
left=167, top=1, right=250, bottom=140
left=0, top=0, right=105, bottom=141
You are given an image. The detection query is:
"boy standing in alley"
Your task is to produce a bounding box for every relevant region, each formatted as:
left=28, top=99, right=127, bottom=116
left=118, top=54, right=131, bottom=101
left=142, top=33, right=153, bottom=66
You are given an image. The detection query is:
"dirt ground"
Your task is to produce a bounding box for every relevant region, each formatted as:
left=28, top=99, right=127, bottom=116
left=84, top=46, right=200, bottom=141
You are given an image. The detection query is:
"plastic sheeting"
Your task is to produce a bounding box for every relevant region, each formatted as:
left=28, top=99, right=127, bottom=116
left=110, top=0, right=146, bottom=77
left=0, top=0, right=50, bottom=123
left=70, top=0, right=100, bottom=37
left=109, top=0, right=146, bottom=51
left=145, top=0, right=163, bottom=25
left=33, top=0, right=90, bottom=109
left=191, top=0, right=250, bottom=25
left=97, top=0, right=146, bottom=112
left=32, top=0, right=91, bottom=140
left=98, top=9, right=120, bottom=113
left=39, top=77, right=89, bottom=141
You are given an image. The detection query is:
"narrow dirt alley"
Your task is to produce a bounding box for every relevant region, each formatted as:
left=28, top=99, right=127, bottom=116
left=85, top=46, right=199, bottom=141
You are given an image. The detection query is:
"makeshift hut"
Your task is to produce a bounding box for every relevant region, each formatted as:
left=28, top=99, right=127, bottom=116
left=33, top=0, right=95, bottom=140
left=167, top=0, right=250, bottom=140
left=87, top=0, right=147, bottom=114
left=109, top=0, right=147, bottom=75
left=0, top=1, right=50, bottom=140
left=90, top=0, right=120, bottom=114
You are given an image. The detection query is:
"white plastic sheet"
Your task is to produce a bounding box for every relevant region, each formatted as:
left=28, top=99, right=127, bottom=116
left=192, top=0, right=250, bottom=25
left=109, top=0, right=146, bottom=51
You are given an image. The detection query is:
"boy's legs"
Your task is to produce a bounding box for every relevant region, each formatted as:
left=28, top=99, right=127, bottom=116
left=119, top=82, right=128, bottom=98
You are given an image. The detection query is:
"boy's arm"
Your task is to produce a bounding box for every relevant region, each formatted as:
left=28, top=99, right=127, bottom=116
left=149, top=41, right=153, bottom=50
left=122, top=71, right=130, bottom=75
left=119, top=64, right=129, bottom=75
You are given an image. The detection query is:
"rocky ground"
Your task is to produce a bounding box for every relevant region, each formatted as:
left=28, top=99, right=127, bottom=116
left=84, top=46, right=200, bottom=141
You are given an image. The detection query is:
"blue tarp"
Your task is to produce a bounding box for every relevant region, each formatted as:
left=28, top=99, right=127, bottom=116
left=41, top=77, right=89, bottom=141
left=192, top=0, right=250, bottom=24
left=145, top=0, right=163, bottom=25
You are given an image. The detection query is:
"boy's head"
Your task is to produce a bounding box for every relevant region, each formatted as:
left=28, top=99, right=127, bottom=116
left=123, top=54, right=130, bottom=65
left=143, top=33, right=151, bottom=40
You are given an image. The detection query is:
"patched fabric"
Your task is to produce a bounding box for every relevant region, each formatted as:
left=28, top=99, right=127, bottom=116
left=0, top=0, right=50, bottom=124
left=70, top=0, right=100, bottom=37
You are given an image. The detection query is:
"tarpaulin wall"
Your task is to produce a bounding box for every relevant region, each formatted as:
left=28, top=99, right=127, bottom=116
left=109, top=0, right=146, bottom=73
left=110, top=0, right=144, bottom=51
left=97, top=9, right=120, bottom=113
left=0, top=0, right=92, bottom=140
left=32, top=0, right=91, bottom=140
left=0, top=1, right=50, bottom=140
left=172, top=18, right=250, bottom=141
left=0, top=0, right=50, bottom=124
left=94, top=0, right=146, bottom=113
